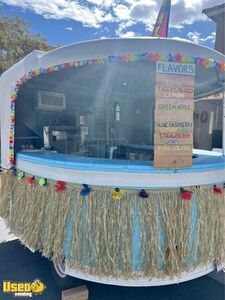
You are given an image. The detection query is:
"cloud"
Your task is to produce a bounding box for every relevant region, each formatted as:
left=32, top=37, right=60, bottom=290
left=130, top=1, right=156, bottom=20
left=127, top=0, right=223, bottom=31
left=0, top=0, right=115, bottom=28
left=115, top=20, right=137, bottom=37
left=202, top=31, right=216, bottom=43
left=172, top=31, right=216, bottom=46
left=65, top=26, right=73, bottom=31
left=86, top=0, right=114, bottom=8
left=115, top=20, right=135, bottom=37
left=187, top=31, right=216, bottom=45
left=113, top=4, right=130, bottom=20
left=171, top=36, right=191, bottom=43
left=170, top=0, right=223, bottom=27
left=187, top=31, right=201, bottom=44
left=119, top=31, right=136, bottom=38
left=0, top=0, right=222, bottom=33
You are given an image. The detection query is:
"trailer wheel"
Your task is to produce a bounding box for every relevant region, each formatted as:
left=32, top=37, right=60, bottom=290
left=53, top=262, right=67, bottom=278
left=49, top=262, right=83, bottom=290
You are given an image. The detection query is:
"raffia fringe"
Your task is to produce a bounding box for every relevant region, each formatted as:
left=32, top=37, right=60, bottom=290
left=0, top=171, right=225, bottom=279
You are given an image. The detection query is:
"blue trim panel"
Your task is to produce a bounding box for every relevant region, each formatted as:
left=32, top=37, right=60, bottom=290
left=16, top=151, right=225, bottom=174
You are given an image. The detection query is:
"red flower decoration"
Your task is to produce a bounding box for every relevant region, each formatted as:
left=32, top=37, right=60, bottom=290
left=149, top=53, right=159, bottom=61
left=27, top=177, right=35, bottom=185
left=214, top=185, right=222, bottom=194
left=180, top=188, right=193, bottom=201
left=175, top=54, right=182, bottom=62
left=55, top=180, right=66, bottom=192
left=217, top=62, right=224, bottom=71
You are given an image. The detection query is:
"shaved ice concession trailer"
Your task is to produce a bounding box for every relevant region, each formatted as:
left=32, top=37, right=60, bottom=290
left=0, top=38, right=225, bottom=286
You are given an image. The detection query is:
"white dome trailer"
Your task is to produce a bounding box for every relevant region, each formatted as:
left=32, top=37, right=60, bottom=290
left=0, top=38, right=225, bottom=286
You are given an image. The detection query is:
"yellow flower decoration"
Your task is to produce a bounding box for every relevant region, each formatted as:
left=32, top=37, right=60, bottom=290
left=111, top=188, right=125, bottom=200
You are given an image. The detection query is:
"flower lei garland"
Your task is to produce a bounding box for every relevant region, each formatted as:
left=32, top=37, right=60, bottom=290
left=10, top=169, right=225, bottom=199
left=8, top=52, right=225, bottom=167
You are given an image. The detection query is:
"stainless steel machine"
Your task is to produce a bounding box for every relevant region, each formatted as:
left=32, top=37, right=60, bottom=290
left=43, top=126, right=80, bottom=154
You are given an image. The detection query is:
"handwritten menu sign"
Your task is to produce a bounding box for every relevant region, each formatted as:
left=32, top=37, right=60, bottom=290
left=154, top=61, right=195, bottom=168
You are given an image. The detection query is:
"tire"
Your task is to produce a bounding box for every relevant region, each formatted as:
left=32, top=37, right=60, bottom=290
left=49, top=261, right=84, bottom=290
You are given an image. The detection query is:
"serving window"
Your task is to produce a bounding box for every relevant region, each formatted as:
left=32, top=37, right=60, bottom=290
left=14, top=59, right=223, bottom=162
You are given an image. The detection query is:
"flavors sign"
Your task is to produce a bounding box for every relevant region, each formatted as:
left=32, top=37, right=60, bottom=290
left=154, top=62, right=195, bottom=168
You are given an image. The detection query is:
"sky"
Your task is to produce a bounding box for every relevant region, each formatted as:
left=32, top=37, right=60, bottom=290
left=0, top=0, right=221, bottom=48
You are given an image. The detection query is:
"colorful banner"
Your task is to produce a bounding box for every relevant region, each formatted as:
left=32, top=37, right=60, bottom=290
left=154, top=61, right=195, bottom=168
left=152, top=0, right=171, bottom=38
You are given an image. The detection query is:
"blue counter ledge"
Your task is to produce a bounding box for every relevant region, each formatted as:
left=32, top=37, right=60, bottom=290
left=16, top=149, right=225, bottom=174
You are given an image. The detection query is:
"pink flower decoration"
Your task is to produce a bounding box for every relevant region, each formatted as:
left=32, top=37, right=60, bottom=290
left=175, top=54, right=182, bottom=62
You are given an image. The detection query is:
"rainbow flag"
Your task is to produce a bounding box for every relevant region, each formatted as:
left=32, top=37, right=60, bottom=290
left=152, top=0, right=171, bottom=37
